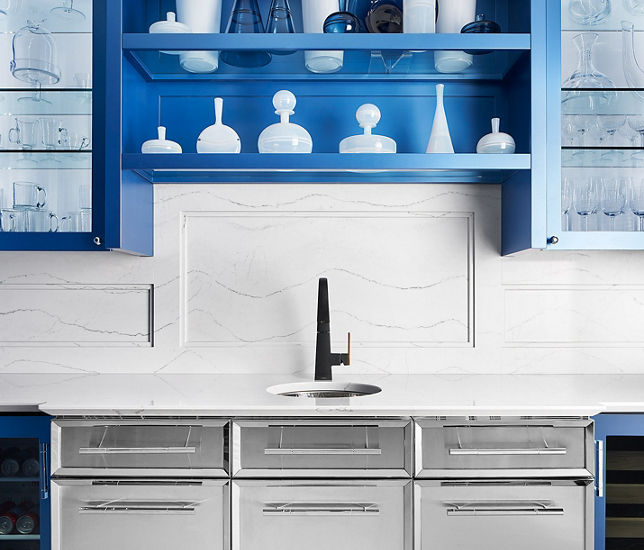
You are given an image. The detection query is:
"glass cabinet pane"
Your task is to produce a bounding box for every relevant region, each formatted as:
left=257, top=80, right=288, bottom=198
left=0, top=437, right=41, bottom=549
left=560, top=3, right=644, bottom=234
left=0, top=0, right=92, bottom=234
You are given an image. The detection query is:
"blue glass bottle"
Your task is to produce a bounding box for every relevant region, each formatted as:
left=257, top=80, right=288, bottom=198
left=266, top=0, right=296, bottom=55
left=324, top=0, right=362, bottom=33
left=221, top=0, right=272, bottom=68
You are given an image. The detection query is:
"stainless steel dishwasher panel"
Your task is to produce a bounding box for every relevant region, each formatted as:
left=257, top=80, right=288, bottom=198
left=415, top=479, right=593, bottom=550
left=52, top=478, right=229, bottom=550
left=415, top=418, right=593, bottom=478
left=52, top=419, right=229, bottom=476
left=232, top=419, right=412, bottom=477
left=232, top=480, right=412, bottom=550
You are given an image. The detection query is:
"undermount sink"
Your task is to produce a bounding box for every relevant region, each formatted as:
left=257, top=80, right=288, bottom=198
left=267, top=382, right=382, bottom=399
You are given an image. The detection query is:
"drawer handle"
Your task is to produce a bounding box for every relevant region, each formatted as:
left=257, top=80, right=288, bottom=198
left=264, top=448, right=382, bottom=456
left=448, top=448, right=567, bottom=456
left=447, top=503, right=564, bottom=517
left=79, top=503, right=196, bottom=515
left=79, top=446, right=197, bottom=455
left=263, top=502, right=379, bottom=516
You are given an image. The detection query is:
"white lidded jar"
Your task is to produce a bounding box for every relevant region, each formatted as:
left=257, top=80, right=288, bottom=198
left=301, top=0, right=344, bottom=73
left=434, top=0, right=476, bottom=73
left=476, top=118, right=516, bottom=154
left=258, top=90, right=313, bottom=153
left=141, top=126, right=182, bottom=153
left=176, top=0, right=222, bottom=73
left=340, top=104, right=396, bottom=153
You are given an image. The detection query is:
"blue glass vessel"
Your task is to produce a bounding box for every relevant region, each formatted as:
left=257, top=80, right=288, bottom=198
left=221, top=0, right=272, bottom=68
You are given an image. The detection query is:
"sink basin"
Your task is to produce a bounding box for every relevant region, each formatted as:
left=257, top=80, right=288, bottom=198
left=267, top=382, right=382, bottom=399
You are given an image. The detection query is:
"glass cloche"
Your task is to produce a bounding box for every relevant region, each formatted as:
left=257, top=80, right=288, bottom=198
left=10, top=22, right=61, bottom=86
left=258, top=90, right=313, bottom=153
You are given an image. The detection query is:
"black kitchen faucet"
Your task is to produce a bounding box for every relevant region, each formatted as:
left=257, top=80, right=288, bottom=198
left=314, top=278, right=350, bottom=381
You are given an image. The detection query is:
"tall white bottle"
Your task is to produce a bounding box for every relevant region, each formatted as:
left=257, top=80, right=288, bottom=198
left=426, top=84, right=454, bottom=153
left=176, top=0, right=222, bottom=73
left=404, top=0, right=436, bottom=33
left=301, top=0, right=343, bottom=73
left=434, top=0, right=476, bottom=73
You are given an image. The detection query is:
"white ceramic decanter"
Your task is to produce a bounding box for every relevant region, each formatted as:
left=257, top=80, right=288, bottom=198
left=197, top=97, right=241, bottom=153
left=426, top=84, right=454, bottom=153
left=476, top=117, right=516, bottom=154
left=141, top=126, right=182, bottom=153
left=258, top=90, right=313, bottom=153
left=340, top=104, right=396, bottom=153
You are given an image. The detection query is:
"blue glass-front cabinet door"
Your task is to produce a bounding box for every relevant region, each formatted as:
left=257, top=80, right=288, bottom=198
left=0, top=0, right=151, bottom=254
left=594, top=414, right=644, bottom=550
left=543, top=1, right=644, bottom=250
left=0, top=415, right=51, bottom=550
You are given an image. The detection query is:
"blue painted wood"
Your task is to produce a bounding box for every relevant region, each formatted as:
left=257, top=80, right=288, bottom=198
left=0, top=415, right=51, bottom=550
left=592, top=414, right=644, bottom=550
left=123, top=33, right=533, bottom=52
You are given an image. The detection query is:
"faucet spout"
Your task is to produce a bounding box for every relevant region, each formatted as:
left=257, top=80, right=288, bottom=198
left=314, top=278, right=350, bottom=381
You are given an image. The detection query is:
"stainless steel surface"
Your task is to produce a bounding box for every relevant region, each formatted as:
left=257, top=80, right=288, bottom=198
left=52, top=478, right=229, bottom=550
left=415, top=479, right=593, bottom=550
left=415, top=418, right=594, bottom=478
left=232, top=480, right=412, bottom=550
left=52, top=418, right=229, bottom=477
left=597, top=439, right=604, bottom=498
left=232, top=419, right=412, bottom=477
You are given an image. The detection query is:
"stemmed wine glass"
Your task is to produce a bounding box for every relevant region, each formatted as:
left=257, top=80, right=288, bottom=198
left=50, top=0, right=85, bottom=21
left=629, top=178, right=644, bottom=231
left=600, top=177, right=627, bottom=230
left=628, top=115, right=644, bottom=147
left=562, top=175, right=574, bottom=231
left=573, top=176, right=599, bottom=231
left=597, top=114, right=626, bottom=160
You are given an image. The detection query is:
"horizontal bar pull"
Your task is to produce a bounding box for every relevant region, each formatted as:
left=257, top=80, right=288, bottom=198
left=263, top=502, right=380, bottom=516
left=79, top=501, right=197, bottom=515
left=449, top=448, right=567, bottom=456
left=447, top=502, right=564, bottom=517
left=264, top=447, right=381, bottom=456
left=79, top=446, right=197, bottom=455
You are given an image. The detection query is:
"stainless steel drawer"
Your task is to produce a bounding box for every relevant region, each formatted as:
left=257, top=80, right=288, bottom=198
left=233, top=480, right=412, bottom=550
left=52, top=478, right=229, bottom=550
left=52, top=419, right=229, bottom=476
left=232, top=419, right=412, bottom=477
left=415, top=418, right=593, bottom=478
left=415, top=480, right=593, bottom=550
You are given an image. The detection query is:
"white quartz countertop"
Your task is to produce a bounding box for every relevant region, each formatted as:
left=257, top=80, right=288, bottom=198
left=1, top=373, right=644, bottom=416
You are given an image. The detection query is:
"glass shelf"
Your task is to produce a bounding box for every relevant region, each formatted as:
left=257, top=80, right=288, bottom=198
left=0, top=477, right=38, bottom=482
left=0, top=90, right=92, bottom=116
left=0, top=534, right=40, bottom=540
left=123, top=153, right=531, bottom=184
left=561, top=89, right=644, bottom=115
left=562, top=148, right=644, bottom=167
left=123, top=33, right=530, bottom=81
left=0, top=151, right=92, bottom=169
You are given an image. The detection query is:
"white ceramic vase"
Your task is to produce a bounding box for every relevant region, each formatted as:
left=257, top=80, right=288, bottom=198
left=301, top=0, right=343, bottom=73
left=404, top=0, right=436, bottom=33
left=176, top=0, right=222, bottom=73
left=434, top=0, right=476, bottom=73
left=426, top=84, right=454, bottom=153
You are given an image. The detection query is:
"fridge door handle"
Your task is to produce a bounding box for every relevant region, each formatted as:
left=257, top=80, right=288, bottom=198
left=597, top=439, right=605, bottom=498
left=263, top=502, right=380, bottom=515
left=264, top=447, right=382, bottom=455
left=40, top=442, right=49, bottom=500
left=448, top=448, right=567, bottom=456
left=446, top=502, right=564, bottom=516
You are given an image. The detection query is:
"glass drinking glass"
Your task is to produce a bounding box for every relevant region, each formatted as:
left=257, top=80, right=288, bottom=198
left=13, top=181, right=46, bottom=210
left=221, top=0, right=272, bottom=68
left=568, top=0, right=611, bottom=25
left=629, top=178, right=644, bottom=230
left=324, top=0, right=362, bottom=33
left=628, top=115, right=644, bottom=147
left=0, top=208, right=26, bottom=232
left=574, top=176, right=599, bottom=231
left=597, top=114, right=626, bottom=160
left=8, top=118, right=40, bottom=150
left=562, top=32, right=615, bottom=110
left=600, top=177, right=627, bottom=230
left=26, top=209, right=58, bottom=232
left=39, top=118, right=67, bottom=150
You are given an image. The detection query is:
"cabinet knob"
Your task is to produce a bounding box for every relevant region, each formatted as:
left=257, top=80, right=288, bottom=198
left=547, top=236, right=559, bottom=245
left=93, top=236, right=102, bottom=246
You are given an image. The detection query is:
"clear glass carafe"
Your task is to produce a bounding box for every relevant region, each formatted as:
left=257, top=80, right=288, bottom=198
left=562, top=32, right=615, bottom=110
left=622, top=20, right=644, bottom=96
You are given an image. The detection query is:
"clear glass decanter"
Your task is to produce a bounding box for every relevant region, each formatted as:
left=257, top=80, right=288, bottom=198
left=622, top=20, right=644, bottom=96
left=562, top=32, right=615, bottom=109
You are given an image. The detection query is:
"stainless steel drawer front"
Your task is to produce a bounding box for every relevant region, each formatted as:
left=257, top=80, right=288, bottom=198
left=52, top=419, right=229, bottom=476
left=415, top=480, right=593, bottom=550
left=233, top=480, right=412, bottom=550
left=415, top=419, right=593, bottom=477
left=233, top=419, right=412, bottom=477
left=52, top=479, right=229, bottom=550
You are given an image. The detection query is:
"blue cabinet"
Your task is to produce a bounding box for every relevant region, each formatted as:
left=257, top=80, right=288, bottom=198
left=0, top=414, right=51, bottom=550
left=0, top=1, right=152, bottom=254
left=594, top=414, right=644, bottom=550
